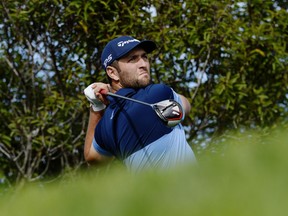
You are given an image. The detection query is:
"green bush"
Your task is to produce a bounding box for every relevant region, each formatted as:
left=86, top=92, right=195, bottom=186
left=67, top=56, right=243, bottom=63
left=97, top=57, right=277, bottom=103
left=1, top=128, right=288, bottom=216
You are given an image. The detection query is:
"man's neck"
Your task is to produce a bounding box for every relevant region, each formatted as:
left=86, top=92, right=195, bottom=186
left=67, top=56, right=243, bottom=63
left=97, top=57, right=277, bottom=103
left=110, top=82, right=123, bottom=93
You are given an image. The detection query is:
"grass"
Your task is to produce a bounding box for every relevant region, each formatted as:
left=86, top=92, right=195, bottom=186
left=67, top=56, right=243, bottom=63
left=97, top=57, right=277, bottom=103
left=0, top=128, right=288, bottom=216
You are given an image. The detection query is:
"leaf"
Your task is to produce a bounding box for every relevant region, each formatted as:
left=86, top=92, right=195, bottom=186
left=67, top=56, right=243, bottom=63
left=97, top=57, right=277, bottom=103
left=250, top=49, right=266, bottom=57
left=0, top=134, right=12, bottom=146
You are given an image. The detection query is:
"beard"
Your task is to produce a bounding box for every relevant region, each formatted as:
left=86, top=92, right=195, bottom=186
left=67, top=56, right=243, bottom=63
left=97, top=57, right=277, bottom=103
left=119, top=72, right=151, bottom=88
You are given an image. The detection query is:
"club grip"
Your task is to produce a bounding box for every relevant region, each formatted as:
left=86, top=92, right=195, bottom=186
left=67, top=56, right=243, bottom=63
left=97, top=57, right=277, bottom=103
left=100, top=89, right=108, bottom=95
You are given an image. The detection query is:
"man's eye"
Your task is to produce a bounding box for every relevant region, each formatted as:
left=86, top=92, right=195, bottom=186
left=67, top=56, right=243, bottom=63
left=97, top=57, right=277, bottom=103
left=128, top=56, right=137, bottom=62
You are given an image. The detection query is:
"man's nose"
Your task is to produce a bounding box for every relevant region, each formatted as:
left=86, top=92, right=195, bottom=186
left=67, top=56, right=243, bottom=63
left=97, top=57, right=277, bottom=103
left=138, top=57, right=148, bottom=67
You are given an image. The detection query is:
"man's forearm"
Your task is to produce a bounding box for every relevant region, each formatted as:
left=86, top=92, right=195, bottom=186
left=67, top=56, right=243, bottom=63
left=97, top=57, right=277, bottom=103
left=179, top=94, right=191, bottom=116
left=84, top=108, right=105, bottom=160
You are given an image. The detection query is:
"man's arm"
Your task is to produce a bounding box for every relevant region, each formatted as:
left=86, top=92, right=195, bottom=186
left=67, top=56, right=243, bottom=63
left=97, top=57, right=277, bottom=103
left=84, top=108, right=113, bottom=164
left=179, top=94, right=191, bottom=117
left=83, top=82, right=114, bottom=164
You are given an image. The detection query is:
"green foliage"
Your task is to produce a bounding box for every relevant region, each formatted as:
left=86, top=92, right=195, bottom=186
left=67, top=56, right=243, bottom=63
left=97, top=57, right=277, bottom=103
left=1, top=129, right=288, bottom=216
left=0, top=0, right=288, bottom=185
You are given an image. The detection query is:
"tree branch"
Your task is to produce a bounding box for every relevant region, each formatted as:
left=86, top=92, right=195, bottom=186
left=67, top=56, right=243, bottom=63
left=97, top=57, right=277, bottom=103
left=191, top=45, right=211, bottom=101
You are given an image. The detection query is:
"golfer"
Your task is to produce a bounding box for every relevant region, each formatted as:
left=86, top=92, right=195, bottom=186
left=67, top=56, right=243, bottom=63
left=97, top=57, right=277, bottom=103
left=84, top=36, right=196, bottom=172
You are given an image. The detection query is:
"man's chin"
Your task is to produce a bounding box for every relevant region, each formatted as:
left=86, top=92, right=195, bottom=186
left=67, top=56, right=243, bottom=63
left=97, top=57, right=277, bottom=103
left=122, top=78, right=151, bottom=88
left=138, top=78, right=151, bottom=88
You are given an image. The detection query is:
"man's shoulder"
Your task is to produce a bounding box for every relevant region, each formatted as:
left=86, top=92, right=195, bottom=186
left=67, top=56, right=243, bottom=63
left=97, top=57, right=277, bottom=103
left=146, top=83, right=173, bottom=96
left=145, top=83, right=172, bottom=93
left=134, top=84, right=174, bottom=102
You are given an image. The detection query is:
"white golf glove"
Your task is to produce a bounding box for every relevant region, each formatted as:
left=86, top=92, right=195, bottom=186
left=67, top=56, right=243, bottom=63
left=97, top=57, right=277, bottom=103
left=84, top=84, right=106, bottom=111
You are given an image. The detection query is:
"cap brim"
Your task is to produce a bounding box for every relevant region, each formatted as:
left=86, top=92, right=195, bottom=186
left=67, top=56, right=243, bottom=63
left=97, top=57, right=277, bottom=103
left=137, top=40, right=157, bottom=54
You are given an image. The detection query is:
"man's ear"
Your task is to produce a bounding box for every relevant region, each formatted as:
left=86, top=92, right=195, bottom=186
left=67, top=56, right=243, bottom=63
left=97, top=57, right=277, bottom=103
left=106, top=66, right=119, bottom=81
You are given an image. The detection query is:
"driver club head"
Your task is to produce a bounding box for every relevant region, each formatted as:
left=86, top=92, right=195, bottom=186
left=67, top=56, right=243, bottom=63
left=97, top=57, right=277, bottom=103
left=153, top=100, right=183, bottom=127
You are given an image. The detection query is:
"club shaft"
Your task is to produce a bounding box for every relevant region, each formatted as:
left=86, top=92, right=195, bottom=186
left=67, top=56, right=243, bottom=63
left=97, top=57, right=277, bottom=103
left=106, top=92, right=152, bottom=107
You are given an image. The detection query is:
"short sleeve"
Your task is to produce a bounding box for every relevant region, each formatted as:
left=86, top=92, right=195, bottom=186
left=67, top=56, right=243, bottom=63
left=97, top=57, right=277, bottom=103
left=92, top=137, right=114, bottom=156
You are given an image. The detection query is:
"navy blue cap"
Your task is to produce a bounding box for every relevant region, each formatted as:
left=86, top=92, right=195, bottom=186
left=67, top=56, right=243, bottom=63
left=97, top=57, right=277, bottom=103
left=101, top=36, right=156, bottom=70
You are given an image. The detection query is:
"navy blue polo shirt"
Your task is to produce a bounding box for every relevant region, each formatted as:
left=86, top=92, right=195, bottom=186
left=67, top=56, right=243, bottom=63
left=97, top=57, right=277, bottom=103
left=94, top=84, right=174, bottom=160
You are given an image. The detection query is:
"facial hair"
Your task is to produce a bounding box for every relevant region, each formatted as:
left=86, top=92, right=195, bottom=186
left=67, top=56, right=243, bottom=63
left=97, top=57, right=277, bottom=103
left=118, top=69, right=151, bottom=88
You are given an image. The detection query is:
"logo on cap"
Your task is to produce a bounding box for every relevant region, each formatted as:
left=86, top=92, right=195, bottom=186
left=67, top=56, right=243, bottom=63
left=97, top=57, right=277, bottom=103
left=117, top=39, right=140, bottom=47
left=103, top=54, right=113, bottom=68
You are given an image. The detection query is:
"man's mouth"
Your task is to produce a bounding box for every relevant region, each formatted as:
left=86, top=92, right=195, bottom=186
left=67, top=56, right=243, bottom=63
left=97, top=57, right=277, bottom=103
left=139, top=71, right=149, bottom=76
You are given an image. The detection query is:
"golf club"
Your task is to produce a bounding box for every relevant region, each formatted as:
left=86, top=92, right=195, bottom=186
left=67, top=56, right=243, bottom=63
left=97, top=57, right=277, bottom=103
left=100, top=89, right=183, bottom=127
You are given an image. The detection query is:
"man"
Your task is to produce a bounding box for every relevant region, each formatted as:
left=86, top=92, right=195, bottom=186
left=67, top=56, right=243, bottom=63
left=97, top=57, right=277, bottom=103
left=84, top=36, right=196, bottom=172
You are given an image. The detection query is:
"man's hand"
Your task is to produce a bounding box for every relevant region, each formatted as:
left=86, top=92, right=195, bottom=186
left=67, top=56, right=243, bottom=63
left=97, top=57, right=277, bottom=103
left=84, top=83, right=110, bottom=111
